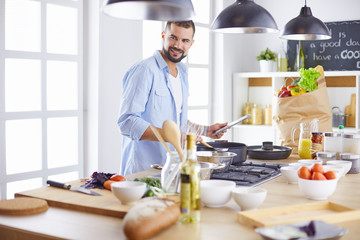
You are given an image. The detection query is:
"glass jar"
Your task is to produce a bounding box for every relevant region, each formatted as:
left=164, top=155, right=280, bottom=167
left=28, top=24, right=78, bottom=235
left=342, top=133, right=360, bottom=154
left=311, top=132, right=323, bottom=159
left=242, top=102, right=253, bottom=124
left=316, top=151, right=337, bottom=164
left=324, top=132, right=342, bottom=159
left=161, top=152, right=181, bottom=194
left=340, top=153, right=360, bottom=174
left=264, top=104, right=272, bottom=125
left=251, top=103, right=263, bottom=125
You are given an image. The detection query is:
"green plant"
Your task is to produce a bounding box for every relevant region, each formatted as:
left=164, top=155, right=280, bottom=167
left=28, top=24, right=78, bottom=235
left=256, top=48, right=276, bottom=61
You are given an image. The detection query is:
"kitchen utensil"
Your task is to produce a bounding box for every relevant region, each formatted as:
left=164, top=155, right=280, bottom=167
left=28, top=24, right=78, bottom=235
left=196, top=151, right=237, bottom=171
left=162, top=120, right=184, bottom=161
left=212, top=114, right=251, bottom=136
left=150, top=125, right=176, bottom=163
left=200, top=140, right=228, bottom=152
left=0, top=198, right=48, bottom=216
left=200, top=180, right=236, bottom=208
left=247, top=142, right=292, bottom=160
left=46, top=180, right=102, bottom=196
left=161, top=152, right=181, bottom=193
left=197, top=142, right=247, bottom=165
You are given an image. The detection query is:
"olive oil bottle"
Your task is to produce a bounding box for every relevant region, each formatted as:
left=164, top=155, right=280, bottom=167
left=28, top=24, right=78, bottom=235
left=180, top=134, right=201, bottom=223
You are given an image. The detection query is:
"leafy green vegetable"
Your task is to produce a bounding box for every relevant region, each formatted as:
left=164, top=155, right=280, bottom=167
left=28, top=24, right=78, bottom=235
left=291, top=77, right=301, bottom=87
left=298, top=68, right=321, bottom=92
left=134, top=177, right=162, bottom=197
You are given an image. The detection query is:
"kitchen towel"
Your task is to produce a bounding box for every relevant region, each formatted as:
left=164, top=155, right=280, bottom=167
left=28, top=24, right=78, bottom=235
left=273, top=76, right=332, bottom=154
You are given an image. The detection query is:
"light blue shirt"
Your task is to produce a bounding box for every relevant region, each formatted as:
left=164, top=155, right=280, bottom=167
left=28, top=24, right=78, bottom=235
left=118, top=51, right=189, bottom=175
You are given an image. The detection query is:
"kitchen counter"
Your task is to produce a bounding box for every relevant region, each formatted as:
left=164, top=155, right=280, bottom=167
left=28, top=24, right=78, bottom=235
left=1, top=157, right=360, bottom=240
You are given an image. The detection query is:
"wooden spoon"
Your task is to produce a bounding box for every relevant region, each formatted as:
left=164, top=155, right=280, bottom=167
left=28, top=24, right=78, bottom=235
left=162, top=120, right=184, bottom=161
left=149, top=126, right=176, bottom=163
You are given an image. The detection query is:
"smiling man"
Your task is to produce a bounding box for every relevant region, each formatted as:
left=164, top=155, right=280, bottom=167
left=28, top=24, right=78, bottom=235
left=117, top=21, right=227, bottom=175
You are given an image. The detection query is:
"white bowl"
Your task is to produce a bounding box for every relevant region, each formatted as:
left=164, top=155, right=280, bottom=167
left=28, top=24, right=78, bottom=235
left=298, top=177, right=338, bottom=200
left=323, top=165, right=345, bottom=178
left=288, top=162, right=313, bottom=168
left=232, top=187, right=267, bottom=211
left=111, top=181, right=147, bottom=204
left=280, top=166, right=299, bottom=184
left=327, top=160, right=352, bottom=175
left=298, top=159, right=323, bottom=166
left=200, top=180, right=236, bottom=208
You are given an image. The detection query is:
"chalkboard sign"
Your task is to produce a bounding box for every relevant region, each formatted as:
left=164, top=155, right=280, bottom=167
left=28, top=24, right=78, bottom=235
left=287, top=20, right=360, bottom=71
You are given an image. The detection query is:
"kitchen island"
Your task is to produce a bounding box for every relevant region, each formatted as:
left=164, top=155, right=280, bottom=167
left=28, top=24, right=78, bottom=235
left=1, top=158, right=360, bottom=240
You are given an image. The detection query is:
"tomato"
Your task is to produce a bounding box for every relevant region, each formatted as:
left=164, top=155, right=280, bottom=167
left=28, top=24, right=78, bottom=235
left=110, top=174, right=126, bottom=182
left=298, top=166, right=311, bottom=180
left=311, top=163, right=324, bottom=174
left=312, top=172, right=327, bottom=180
left=104, top=180, right=116, bottom=190
left=324, top=171, right=337, bottom=180
left=280, top=86, right=287, bottom=91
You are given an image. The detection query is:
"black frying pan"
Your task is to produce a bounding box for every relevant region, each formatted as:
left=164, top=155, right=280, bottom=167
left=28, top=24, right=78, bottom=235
left=247, top=142, right=292, bottom=160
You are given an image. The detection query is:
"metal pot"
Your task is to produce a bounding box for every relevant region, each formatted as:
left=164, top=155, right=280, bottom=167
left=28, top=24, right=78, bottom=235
left=199, top=162, right=225, bottom=180
left=196, top=142, right=247, bottom=165
left=196, top=151, right=237, bottom=171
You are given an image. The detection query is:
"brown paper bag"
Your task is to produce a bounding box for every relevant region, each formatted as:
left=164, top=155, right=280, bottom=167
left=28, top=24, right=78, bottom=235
left=272, top=76, right=332, bottom=153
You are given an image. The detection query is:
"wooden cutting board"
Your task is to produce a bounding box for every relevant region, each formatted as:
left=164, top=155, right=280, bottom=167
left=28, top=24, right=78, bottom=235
left=15, top=180, right=132, bottom=218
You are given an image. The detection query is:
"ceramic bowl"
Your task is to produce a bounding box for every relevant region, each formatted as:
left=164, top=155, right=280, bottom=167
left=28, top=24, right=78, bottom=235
left=327, top=160, right=352, bottom=175
left=280, top=166, right=299, bottom=184
left=232, top=187, right=267, bottom=210
left=111, top=181, right=147, bottom=204
left=200, top=180, right=236, bottom=208
left=298, top=159, right=323, bottom=166
left=323, top=164, right=345, bottom=178
left=297, top=177, right=338, bottom=200
left=288, top=162, right=313, bottom=168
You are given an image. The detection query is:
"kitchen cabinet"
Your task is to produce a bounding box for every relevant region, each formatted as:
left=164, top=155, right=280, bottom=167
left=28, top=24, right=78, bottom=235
left=232, top=71, right=360, bottom=145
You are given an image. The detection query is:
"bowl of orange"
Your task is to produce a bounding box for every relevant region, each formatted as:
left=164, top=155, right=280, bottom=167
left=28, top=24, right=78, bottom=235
left=297, top=164, right=338, bottom=200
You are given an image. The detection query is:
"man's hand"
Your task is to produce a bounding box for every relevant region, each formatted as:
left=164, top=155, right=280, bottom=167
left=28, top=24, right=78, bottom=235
left=207, top=122, right=228, bottom=139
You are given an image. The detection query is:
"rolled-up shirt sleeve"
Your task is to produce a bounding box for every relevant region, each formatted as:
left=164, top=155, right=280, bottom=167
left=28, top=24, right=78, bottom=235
left=118, top=65, right=153, bottom=141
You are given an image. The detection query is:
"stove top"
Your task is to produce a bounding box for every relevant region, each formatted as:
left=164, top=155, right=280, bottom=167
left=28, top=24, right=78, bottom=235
left=211, top=161, right=287, bottom=187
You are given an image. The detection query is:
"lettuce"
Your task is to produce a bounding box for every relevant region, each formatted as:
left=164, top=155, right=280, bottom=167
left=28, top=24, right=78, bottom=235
left=298, top=68, right=321, bottom=92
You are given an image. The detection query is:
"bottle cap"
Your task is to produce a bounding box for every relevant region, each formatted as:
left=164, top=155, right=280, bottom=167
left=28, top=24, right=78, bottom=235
left=339, top=125, right=344, bottom=130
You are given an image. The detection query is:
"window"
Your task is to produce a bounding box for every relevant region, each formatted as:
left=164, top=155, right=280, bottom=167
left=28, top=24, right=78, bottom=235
left=142, top=0, right=212, bottom=128
left=0, top=0, right=83, bottom=199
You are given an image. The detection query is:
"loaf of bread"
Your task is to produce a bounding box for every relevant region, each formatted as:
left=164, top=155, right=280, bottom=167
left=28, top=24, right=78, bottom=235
left=123, top=197, right=180, bottom=240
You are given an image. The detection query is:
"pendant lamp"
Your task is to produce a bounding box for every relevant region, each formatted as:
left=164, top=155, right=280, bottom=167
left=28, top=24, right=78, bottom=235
left=211, top=0, right=278, bottom=34
left=102, top=0, right=195, bottom=21
left=280, top=0, right=331, bottom=40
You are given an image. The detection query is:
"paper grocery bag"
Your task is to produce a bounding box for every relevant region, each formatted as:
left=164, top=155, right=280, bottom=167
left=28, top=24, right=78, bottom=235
left=272, top=76, right=332, bottom=153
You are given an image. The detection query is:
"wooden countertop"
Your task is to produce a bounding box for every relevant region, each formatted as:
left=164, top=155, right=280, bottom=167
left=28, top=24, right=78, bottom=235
left=1, top=157, right=360, bottom=240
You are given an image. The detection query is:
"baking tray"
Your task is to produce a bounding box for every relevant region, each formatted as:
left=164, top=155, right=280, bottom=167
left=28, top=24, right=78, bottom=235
left=238, top=201, right=360, bottom=228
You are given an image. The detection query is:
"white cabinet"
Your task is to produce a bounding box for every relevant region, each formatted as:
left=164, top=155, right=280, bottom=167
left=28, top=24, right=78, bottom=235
left=232, top=71, right=360, bottom=145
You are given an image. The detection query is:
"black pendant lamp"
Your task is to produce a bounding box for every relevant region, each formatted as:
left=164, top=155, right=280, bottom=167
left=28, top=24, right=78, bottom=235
left=211, top=0, right=278, bottom=34
left=102, top=0, right=195, bottom=21
left=280, top=0, right=331, bottom=40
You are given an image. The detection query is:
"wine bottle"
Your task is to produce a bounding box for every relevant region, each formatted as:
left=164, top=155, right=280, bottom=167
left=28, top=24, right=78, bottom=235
left=180, top=134, right=201, bottom=223
left=294, top=40, right=305, bottom=71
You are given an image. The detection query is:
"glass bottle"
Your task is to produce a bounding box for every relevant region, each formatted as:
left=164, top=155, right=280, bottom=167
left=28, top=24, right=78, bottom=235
left=180, top=134, right=201, bottom=223
left=294, top=40, right=305, bottom=71
left=277, top=43, right=288, bottom=72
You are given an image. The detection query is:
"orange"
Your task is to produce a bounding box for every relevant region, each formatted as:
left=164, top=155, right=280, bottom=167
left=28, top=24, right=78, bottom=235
left=311, top=163, right=324, bottom=174
left=298, top=166, right=311, bottom=180
left=324, top=171, right=337, bottom=180
left=110, top=174, right=126, bottom=182
left=104, top=180, right=116, bottom=190
left=312, top=172, right=327, bottom=180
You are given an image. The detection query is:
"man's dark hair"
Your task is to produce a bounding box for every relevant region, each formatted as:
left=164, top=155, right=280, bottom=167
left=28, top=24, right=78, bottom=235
left=165, top=21, right=195, bottom=36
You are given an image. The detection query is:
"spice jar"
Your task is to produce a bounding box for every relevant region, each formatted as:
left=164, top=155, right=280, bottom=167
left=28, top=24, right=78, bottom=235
left=251, top=104, right=263, bottom=125
left=316, top=151, right=336, bottom=164
left=324, top=132, right=342, bottom=159
left=264, top=104, right=272, bottom=125
left=340, top=153, right=360, bottom=174
left=342, top=133, right=360, bottom=154
left=311, top=132, right=323, bottom=159
left=242, top=102, right=253, bottom=124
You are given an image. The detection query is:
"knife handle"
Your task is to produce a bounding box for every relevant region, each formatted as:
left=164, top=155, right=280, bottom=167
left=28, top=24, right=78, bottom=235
left=47, top=180, right=71, bottom=190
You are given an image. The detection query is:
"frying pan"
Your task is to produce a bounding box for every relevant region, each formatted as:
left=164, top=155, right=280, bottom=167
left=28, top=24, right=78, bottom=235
left=196, top=142, right=247, bottom=165
left=247, top=141, right=292, bottom=160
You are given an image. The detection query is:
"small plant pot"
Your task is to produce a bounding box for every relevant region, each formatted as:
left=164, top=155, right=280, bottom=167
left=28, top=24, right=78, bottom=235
left=259, top=60, right=275, bottom=72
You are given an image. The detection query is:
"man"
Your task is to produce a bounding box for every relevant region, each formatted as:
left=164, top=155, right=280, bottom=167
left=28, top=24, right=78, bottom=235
left=118, top=21, right=227, bottom=175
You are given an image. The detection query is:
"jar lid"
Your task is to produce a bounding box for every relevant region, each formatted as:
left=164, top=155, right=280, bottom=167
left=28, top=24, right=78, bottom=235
left=343, top=133, right=360, bottom=139
left=340, top=153, right=360, bottom=160
left=317, top=151, right=336, bottom=159
left=324, top=132, right=342, bottom=137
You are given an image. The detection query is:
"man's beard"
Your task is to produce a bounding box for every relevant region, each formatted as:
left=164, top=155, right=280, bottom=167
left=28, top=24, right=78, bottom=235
left=163, top=46, right=187, bottom=63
